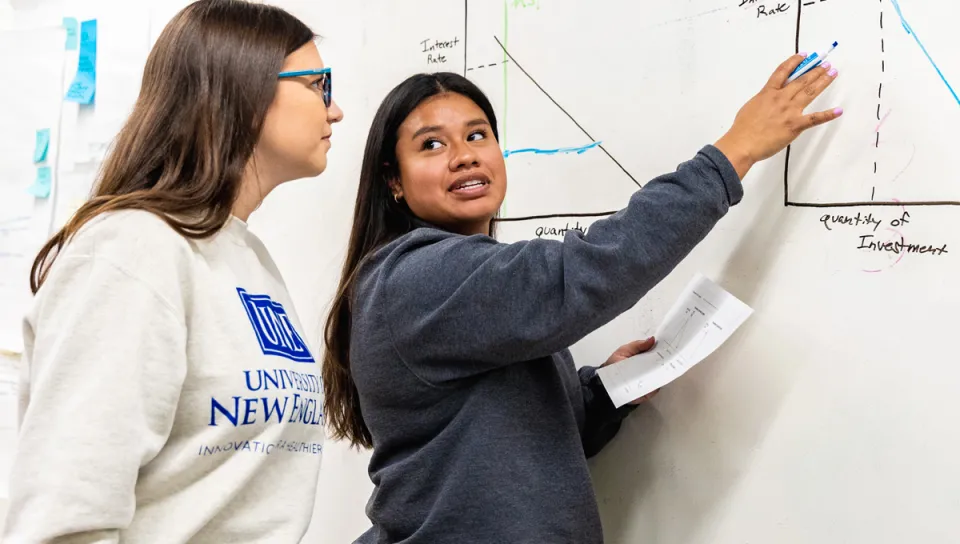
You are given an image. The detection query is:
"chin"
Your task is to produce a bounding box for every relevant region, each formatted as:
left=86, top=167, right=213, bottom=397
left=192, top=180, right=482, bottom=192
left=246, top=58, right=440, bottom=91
left=307, top=160, right=328, bottom=177
left=453, top=207, right=499, bottom=227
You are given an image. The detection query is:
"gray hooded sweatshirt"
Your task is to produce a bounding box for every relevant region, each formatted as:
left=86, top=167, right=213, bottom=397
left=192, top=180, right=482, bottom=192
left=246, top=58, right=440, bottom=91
left=351, top=145, right=743, bottom=543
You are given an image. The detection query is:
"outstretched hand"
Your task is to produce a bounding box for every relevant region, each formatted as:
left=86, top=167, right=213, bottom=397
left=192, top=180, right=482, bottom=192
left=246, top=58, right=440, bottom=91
left=715, top=53, right=842, bottom=179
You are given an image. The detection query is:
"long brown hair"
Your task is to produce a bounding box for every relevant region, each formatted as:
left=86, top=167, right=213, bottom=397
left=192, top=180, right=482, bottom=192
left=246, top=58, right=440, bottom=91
left=323, top=73, right=500, bottom=448
left=30, top=0, right=315, bottom=293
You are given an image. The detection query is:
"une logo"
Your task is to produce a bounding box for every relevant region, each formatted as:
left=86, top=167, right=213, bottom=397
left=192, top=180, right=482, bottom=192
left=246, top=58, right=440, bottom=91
left=237, top=288, right=314, bottom=363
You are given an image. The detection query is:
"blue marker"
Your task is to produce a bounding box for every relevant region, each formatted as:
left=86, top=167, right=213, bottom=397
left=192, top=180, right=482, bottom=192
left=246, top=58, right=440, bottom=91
left=787, top=41, right=838, bottom=84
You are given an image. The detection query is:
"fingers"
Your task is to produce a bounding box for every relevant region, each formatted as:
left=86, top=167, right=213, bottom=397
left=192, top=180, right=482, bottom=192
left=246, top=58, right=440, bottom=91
left=785, top=62, right=829, bottom=96
left=766, top=53, right=807, bottom=89
left=791, top=65, right=839, bottom=106
left=629, top=388, right=661, bottom=405
left=620, top=337, right=656, bottom=356
left=800, top=106, right=844, bottom=131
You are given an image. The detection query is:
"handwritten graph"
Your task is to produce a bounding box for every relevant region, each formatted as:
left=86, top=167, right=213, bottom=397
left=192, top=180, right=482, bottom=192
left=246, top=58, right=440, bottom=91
left=785, top=0, right=960, bottom=208
left=462, top=0, right=643, bottom=222
left=444, top=0, right=960, bottom=224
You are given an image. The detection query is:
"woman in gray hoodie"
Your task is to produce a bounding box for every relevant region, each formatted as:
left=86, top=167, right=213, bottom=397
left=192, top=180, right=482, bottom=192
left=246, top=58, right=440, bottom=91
left=324, top=55, right=840, bottom=543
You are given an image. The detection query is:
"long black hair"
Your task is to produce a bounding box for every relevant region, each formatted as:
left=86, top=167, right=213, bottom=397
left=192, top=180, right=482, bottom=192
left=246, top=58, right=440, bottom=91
left=323, top=72, right=500, bottom=448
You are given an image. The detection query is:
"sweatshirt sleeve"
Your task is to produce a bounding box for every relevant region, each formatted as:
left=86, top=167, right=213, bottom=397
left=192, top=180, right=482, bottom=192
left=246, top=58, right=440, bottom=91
left=379, top=145, right=742, bottom=385
left=2, top=254, right=188, bottom=542
left=577, top=365, right=636, bottom=458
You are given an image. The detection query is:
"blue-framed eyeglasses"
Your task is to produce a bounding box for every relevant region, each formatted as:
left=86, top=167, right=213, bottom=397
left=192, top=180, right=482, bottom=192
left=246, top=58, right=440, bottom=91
left=278, top=67, right=332, bottom=108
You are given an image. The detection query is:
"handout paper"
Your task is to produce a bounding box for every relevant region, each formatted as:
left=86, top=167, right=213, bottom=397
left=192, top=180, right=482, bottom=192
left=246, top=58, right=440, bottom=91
left=597, top=273, right=753, bottom=407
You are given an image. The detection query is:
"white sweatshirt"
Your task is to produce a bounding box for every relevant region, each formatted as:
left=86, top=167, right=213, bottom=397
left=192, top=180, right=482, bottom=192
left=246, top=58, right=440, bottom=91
left=3, top=210, right=324, bottom=543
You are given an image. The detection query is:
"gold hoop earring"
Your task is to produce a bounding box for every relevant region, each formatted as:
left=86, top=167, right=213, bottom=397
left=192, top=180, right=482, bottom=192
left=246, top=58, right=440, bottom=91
left=393, top=194, right=401, bottom=203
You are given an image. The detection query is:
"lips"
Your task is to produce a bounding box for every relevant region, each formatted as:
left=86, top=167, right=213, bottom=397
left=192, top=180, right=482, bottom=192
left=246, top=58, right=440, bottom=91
left=449, top=172, right=491, bottom=193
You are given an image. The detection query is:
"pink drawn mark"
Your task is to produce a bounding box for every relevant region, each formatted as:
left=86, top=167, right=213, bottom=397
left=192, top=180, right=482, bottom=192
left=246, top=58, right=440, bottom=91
left=891, top=144, right=917, bottom=183
left=863, top=227, right=906, bottom=273
left=863, top=198, right=908, bottom=273
left=875, top=108, right=893, bottom=132
left=893, top=197, right=906, bottom=215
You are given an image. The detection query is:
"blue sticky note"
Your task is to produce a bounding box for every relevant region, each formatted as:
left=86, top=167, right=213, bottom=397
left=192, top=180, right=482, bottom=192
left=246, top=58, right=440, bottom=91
left=63, top=17, right=79, bottom=50
left=28, top=167, right=53, bottom=199
left=65, top=72, right=95, bottom=103
left=65, top=19, right=96, bottom=105
left=33, top=128, right=50, bottom=163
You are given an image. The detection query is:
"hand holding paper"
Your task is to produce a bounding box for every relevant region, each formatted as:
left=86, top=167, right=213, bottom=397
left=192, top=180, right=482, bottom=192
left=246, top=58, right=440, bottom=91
left=597, top=273, right=753, bottom=407
left=600, top=337, right=660, bottom=405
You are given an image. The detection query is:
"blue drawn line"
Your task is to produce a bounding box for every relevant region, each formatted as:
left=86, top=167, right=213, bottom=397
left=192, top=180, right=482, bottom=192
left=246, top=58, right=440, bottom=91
left=889, top=0, right=959, bottom=107
left=503, top=141, right=602, bottom=158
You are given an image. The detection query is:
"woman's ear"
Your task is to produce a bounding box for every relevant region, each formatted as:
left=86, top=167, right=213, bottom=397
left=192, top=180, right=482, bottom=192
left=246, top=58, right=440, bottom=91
left=387, top=179, right=403, bottom=201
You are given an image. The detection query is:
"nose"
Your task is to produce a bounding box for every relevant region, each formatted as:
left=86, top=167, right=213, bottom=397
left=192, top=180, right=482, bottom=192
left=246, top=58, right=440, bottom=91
left=327, top=99, right=344, bottom=123
left=449, top=139, right=479, bottom=171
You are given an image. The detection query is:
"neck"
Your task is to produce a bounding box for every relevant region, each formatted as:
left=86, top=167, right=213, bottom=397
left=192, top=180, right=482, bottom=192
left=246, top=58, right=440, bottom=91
left=450, top=218, right=492, bottom=237
left=232, top=159, right=278, bottom=221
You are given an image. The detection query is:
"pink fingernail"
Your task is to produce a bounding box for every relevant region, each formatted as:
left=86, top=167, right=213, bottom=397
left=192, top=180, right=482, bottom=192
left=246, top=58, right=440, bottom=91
left=828, top=68, right=838, bottom=77
left=821, top=62, right=831, bottom=70
left=799, top=51, right=808, bottom=56
left=834, top=107, right=844, bottom=116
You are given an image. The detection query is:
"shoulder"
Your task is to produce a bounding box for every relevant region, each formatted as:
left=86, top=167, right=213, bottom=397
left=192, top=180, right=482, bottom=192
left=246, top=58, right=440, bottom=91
left=358, top=227, right=494, bottom=288
left=63, top=209, right=195, bottom=268
left=44, top=210, right=199, bottom=302
left=352, top=226, right=529, bottom=320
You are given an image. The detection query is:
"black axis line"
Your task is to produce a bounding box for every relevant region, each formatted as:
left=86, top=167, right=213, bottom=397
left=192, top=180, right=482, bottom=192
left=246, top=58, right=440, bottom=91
left=463, top=0, right=468, bottom=77
left=783, top=0, right=802, bottom=206
left=461, top=1, right=628, bottom=223
left=496, top=210, right=624, bottom=223
left=788, top=200, right=960, bottom=208
left=784, top=0, right=955, bottom=208
left=486, top=35, right=645, bottom=223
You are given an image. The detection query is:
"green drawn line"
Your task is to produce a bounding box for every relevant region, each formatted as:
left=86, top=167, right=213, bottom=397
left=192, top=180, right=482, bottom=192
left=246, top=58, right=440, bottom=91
left=503, top=0, right=508, bottom=149
left=502, top=0, right=509, bottom=218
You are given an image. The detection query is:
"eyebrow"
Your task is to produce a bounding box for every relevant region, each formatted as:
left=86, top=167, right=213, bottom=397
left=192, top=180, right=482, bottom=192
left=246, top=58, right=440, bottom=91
left=410, top=118, right=490, bottom=140
left=411, top=125, right=442, bottom=140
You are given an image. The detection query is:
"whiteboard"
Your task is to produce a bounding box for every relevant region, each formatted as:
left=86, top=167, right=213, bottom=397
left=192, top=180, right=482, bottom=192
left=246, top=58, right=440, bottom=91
left=329, top=1, right=960, bottom=542
left=3, top=0, right=960, bottom=542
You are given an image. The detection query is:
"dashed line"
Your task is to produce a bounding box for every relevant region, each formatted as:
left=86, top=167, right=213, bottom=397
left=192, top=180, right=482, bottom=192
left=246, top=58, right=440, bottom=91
left=876, top=109, right=892, bottom=131
left=874, top=0, right=885, bottom=199
left=465, top=59, right=510, bottom=72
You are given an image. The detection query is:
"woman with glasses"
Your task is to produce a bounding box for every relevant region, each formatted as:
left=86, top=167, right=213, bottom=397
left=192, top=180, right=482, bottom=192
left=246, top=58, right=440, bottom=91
left=323, top=57, right=840, bottom=543
left=3, top=1, right=341, bottom=541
